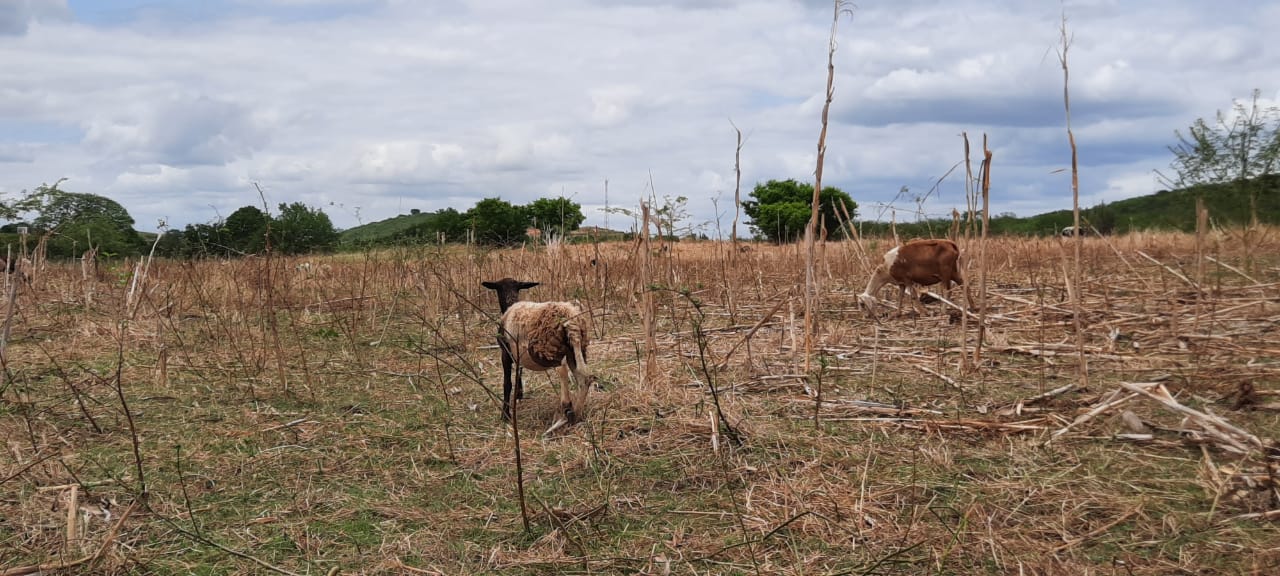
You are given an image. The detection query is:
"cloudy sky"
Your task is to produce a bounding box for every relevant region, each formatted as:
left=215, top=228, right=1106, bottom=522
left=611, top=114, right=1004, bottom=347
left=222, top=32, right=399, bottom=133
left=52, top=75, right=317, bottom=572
left=2, top=0, right=1277, bottom=234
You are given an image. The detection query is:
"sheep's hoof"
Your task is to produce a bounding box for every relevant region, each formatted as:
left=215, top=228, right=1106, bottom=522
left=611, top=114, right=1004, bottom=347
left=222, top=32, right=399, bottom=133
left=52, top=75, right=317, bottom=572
left=562, top=403, right=578, bottom=424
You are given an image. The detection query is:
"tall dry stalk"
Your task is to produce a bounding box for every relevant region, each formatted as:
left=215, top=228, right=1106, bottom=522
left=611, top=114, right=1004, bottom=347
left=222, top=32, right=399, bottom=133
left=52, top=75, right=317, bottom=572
left=730, top=119, right=744, bottom=253
left=1059, top=14, right=1088, bottom=388
left=803, top=1, right=850, bottom=424
left=1194, top=198, right=1209, bottom=370
left=638, top=202, right=657, bottom=386
left=510, top=396, right=531, bottom=532
left=959, top=134, right=974, bottom=371
left=255, top=183, right=290, bottom=393
left=974, top=136, right=992, bottom=367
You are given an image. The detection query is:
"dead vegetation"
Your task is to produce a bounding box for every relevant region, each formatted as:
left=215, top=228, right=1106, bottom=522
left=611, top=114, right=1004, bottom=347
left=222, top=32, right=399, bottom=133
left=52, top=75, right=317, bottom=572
left=1, top=230, right=1279, bottom=575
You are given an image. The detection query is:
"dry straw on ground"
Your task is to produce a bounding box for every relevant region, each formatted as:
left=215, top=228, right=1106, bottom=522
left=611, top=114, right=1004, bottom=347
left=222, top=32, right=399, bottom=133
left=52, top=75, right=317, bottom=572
left=1, top=229, right=1279, bottom=575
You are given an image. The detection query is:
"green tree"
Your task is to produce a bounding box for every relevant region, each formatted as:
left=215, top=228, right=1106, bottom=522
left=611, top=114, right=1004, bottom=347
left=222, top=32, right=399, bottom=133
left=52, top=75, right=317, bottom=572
left=742, top=179, right=857, bottom=243
left=18, top=183, right=144, bottom=258
left=466, top=197, right=529, bottom=245
left=1158, top=89, right=1280, bottom=221
left=1084, top=201, right=1117, bottom=234
left=271, top=202, right=339, bottom=255
left=154, top=229, right=190, bottom=258
left=224, top=205, right=270, bottom=254
left=180, top=223, right=227, bottom=258
left=525, top=197, right=585, bottom=237
left=653, top=195, right=689, bottom=240
left=428, top=207, right=469, bottom=243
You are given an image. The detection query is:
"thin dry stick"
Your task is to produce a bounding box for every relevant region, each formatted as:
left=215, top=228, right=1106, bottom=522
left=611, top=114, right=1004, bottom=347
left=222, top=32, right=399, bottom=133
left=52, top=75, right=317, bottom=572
left=730, top=118, right=745, bottom=252
left=970, top=136, right=992, bottom=368
left=1136, top=250, right=1199, bottom=289
left=1205, top=255, right=1262, bottom=285
left=960, top=133, right=974, bottom=371
left=2, top=500, right=140, bottom=576
left=430, top=361, right=458, bottom=463
left=255, top=182, right=290, bottom=393
left=805, top=0, right=850, bottom=426
left=1118, top=382, right=1264, bottom=452
left=1045, top=389, right=1138, bottom=445
left=127, top=221, right=166, bottom=319
left=112, top=303, right=148, bottom=499
left=835, top=198, right=871, bottom=277
left=1051, top=506, right=1141, bottom=553
left=1059, top=13, right=1088, bottom=389
left=0, top=262, right=20, bottom=363
left=715, top=289, right=792, bottom=371
left=65, top=484, right=78, bottom=551
left=511, top=396, right=532, bottom=532
left=638, top=202, right=657, bottom=386
left=916, top=364, right=961, bottom=390
left=1194, top=199, right=1208, bottom=371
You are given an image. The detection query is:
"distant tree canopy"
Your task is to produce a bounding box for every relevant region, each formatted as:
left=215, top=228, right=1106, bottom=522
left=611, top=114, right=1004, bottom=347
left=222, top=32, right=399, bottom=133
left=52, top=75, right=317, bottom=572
left=1, top=182, right=145, bottom=258
left=272, top=202, right=340, bottom=255
left=742, top=179, right=857, bottom=243
left=467, top=197, right=529, bottom=245
left=525, top=196, right=585, bottom=236
left=223, top=206, right=270, bottom=254
left=337, top=195, right=587, bottom=248
left=1159, top=90, right=1280, bottom=222
left=156, top=203, right=339, bottom=259
left=1160, top=90, right=1280, bottom=189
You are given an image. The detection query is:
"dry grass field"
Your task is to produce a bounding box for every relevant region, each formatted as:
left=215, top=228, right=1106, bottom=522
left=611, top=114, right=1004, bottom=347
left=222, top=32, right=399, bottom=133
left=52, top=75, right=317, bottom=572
left=2, top=230, right=1279, bottom=575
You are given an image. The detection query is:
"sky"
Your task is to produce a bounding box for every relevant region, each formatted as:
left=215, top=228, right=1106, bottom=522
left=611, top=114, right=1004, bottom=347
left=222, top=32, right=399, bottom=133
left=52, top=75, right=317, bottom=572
left=1, top=0, right=1277, bottom=235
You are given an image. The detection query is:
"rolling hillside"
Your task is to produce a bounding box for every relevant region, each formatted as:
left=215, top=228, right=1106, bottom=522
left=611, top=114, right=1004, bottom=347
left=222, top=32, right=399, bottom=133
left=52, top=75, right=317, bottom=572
left=339, top=176, right=1279, bottom=247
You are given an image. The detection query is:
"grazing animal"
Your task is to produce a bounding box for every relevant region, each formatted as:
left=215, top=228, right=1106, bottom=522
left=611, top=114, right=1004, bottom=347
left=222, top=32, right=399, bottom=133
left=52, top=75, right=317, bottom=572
left=858, top=239, right=971, bottom=316
left=482, top=278, right=595, bottom=434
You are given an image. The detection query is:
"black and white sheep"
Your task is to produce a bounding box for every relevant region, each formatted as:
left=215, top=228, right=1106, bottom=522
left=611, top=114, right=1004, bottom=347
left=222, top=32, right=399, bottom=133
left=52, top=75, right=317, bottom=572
left=481, top=278, right=595, bottom=434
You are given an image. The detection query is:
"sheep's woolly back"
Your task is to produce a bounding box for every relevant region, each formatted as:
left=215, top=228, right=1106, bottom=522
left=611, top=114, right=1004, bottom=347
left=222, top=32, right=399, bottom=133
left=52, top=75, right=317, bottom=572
left=500, top=300, right=590, bottom=369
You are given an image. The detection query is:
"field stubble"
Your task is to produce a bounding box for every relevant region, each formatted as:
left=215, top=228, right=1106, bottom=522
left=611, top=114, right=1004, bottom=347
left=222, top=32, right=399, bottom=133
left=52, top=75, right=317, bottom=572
left=2, top=230, right=1279, bottom=575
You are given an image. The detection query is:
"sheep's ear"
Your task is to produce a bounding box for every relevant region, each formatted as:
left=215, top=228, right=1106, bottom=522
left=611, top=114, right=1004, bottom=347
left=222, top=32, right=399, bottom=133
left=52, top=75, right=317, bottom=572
left=518, top=281, right=539, bottom=290
left=481, top=281, right=499, bottom=290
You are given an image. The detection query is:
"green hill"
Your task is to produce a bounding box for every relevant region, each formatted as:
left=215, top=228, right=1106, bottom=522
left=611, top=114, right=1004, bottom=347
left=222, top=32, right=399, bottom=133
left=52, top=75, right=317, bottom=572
left=339, top=211, right=438, bottom=247
left=338, top=176, right=1279, bottom=248
left=856, top=174, right=1280, bottom=238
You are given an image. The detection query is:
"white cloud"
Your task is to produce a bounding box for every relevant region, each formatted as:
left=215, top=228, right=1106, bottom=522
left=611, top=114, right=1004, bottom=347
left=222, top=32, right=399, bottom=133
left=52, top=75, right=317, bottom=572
left=0, top=0, right=70, bottom=35
left=0, top=0, right=1276, bottom=234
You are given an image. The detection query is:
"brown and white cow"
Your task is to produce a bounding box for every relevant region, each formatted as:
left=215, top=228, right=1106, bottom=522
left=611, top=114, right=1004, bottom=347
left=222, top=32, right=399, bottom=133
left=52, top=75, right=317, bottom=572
left=858, top=239, right=970, bottom=316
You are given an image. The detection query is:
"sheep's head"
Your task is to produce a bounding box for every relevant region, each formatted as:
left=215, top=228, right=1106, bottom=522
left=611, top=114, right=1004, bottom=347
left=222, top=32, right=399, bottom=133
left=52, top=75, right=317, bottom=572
left=481, top=278, right=540, bottom=312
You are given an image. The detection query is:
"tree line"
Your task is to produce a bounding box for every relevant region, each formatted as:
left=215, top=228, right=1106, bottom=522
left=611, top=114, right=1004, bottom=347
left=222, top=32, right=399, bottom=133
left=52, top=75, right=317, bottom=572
left=337, top=196, right=588, bottom=248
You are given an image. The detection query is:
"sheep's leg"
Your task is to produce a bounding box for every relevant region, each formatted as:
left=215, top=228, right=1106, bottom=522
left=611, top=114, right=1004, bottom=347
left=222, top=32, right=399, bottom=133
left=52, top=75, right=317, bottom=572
left=544, top=365, right=575, bottom=436
left=557, top=365, right=576, bottom=423
left=571, top=368, right=592, bottom=421
left=499, top=341, right=514, bottom=422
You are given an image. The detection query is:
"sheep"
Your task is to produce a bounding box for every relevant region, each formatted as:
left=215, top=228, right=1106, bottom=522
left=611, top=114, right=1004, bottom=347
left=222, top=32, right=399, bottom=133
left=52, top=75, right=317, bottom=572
left=481, top=278, right=595, bottom=434
left=858, top=239, right=971, bottom=316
